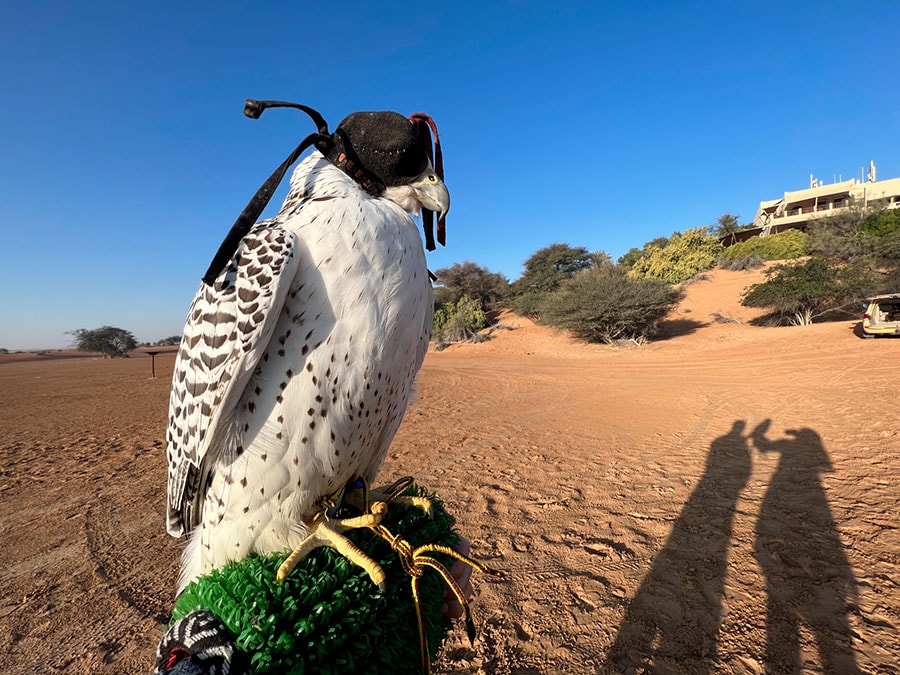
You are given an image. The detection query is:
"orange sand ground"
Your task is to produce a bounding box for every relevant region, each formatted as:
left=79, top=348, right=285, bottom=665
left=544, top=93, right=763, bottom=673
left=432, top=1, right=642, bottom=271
left=1, top=267, right=897, bottom=673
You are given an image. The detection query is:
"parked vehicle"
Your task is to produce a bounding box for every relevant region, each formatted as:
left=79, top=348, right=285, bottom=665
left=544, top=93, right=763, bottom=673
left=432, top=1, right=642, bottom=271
left=862, top=293, right=900, bottom=337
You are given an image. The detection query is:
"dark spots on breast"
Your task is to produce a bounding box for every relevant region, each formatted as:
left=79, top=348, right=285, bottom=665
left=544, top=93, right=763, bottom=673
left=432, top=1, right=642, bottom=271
left=280, top=381, right=288, bottom=390
left=278, top=349, right=285, bottom=357
left=307, top=408, right=315, bottom=416
left=276, top=431, right=283, bottom=439
left=276, top=395, right=284, bottom=403
left=306, top=363, right=313, bottom=372
left=260, top=453, right=267, bottom=461
left=320, top=409, right=327, bottom=417
left=240, top=477, right=248, bottom=487
left=248, top=401, right=255, bottom=413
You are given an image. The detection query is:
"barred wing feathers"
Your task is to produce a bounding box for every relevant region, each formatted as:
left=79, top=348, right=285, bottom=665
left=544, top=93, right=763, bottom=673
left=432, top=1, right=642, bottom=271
left=166, top=225, right=299, bottom=536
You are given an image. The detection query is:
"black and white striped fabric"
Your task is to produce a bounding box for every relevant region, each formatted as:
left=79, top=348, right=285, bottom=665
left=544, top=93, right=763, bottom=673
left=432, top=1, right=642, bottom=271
left=153, top=610, right=250, bottom=675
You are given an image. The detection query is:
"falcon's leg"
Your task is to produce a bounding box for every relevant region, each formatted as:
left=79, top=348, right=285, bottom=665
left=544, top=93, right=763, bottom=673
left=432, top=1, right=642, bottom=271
left=276, top=506, right=388, bottom=588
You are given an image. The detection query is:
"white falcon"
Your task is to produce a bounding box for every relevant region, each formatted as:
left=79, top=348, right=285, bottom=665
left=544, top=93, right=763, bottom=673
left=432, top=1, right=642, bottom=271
left=165, top=101, right=449, bottom=592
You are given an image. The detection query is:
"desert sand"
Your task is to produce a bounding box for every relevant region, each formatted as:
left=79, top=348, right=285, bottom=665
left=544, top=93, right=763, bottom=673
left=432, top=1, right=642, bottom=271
left=1, top=266, right=897, bottom=673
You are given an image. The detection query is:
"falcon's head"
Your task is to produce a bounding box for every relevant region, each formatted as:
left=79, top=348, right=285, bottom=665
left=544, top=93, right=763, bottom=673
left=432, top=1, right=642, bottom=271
left=320, top=110, right=450, bottom=251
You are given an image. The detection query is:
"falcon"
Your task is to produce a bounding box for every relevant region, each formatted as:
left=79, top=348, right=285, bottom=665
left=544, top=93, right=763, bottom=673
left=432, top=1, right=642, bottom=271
left=165, top=100, right=449, bottom=593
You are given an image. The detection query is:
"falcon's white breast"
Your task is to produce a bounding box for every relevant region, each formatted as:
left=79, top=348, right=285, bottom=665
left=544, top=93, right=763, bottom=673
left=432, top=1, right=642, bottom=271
left=166, top=151, right=434, bottom=591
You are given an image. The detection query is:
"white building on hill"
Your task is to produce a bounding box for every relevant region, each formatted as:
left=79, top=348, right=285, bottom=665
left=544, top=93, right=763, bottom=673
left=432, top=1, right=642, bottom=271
left=723, top=162, right=900, bottom=245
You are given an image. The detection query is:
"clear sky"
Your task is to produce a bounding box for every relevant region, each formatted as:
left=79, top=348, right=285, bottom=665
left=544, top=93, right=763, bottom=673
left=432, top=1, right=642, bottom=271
left=2, top=1, right=899, bottom=350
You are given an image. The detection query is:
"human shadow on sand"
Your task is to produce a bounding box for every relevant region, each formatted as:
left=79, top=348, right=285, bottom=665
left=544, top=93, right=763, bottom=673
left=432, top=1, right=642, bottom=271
left=605, top=421, right=752, bottom=672
left=751, top=420, right=859, bottom=674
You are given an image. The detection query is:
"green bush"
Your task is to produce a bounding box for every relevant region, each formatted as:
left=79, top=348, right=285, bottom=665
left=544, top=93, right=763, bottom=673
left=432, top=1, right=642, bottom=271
left=629, top=227, right=723, bottom=283
left=860, top=209, right=900, bottom=262
left=506, top=243, right=610, bottom=318
left=539, top=266, right=682, bottom=343
left=719, top=229, right=810, bottom=261
left=742, top=257, right=882, bottom=325
left=432, top=295, right=487, bottom=344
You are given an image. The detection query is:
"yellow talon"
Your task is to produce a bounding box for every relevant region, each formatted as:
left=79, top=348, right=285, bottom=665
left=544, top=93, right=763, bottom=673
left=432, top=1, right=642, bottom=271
left=276, top=506, right=387, bottom=587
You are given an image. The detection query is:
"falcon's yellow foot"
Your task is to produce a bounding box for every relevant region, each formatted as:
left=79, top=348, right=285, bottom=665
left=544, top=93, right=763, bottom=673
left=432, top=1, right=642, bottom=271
left=276, top=505, right=388, bottom=588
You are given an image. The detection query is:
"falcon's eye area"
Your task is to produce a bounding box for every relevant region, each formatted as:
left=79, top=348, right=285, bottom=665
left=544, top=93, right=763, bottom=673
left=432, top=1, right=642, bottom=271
left=426, top=173, right=438, bottom=183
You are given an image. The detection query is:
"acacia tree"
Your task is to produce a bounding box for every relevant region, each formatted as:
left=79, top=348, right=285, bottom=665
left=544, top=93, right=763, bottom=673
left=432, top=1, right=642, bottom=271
left=432, top=261, right=509, bottom=309
left=69, top=326, right=137, bottom=358
left=508, top=243, right=610, bottom=317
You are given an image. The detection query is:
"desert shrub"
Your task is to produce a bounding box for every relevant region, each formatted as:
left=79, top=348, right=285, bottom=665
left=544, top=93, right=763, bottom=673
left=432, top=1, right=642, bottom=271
left=509, top=290, right=545, bottom=319
left=0, top=348, right=7, bottom=354
left=432, top=295, right=487, bottom=344
left=506, top=243, right=610, bottom=319
left=630, top=227, right=723, bottom=283
left=539, top=266, right=682, bottom=343
left=742, top=257, right=882, bottom=325
left=717, top=255, right=765, bottom=271
left=719, top=229, right=810, bottom=262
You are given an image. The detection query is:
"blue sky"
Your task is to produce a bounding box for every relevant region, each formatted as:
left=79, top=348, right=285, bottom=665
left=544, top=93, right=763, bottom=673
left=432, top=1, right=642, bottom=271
left=2, top=1, right=899, bottom=349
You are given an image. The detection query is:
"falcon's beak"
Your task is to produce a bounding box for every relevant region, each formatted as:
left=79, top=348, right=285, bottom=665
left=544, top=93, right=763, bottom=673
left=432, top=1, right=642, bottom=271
left=411, top=171, right=450, bottom=221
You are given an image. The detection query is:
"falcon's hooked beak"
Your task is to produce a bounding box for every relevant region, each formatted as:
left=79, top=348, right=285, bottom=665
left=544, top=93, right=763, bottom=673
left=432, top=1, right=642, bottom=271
left=410, top=170, right=450, bottom=221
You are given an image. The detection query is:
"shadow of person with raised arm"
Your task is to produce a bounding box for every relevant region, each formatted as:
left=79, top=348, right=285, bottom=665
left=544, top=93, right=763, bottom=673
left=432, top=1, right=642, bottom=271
left=605, top=421, right=752, bottom=673
left=751, top=420, right=860, bottom=674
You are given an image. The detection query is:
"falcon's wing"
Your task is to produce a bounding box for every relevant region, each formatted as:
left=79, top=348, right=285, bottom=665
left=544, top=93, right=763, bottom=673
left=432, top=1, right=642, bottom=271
left=166, top=223, right=300, bottom=536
